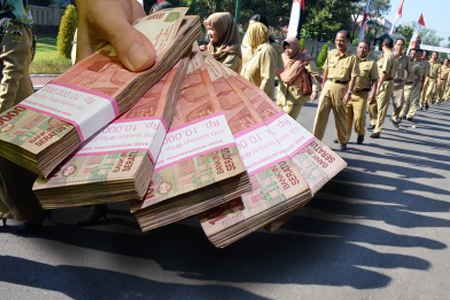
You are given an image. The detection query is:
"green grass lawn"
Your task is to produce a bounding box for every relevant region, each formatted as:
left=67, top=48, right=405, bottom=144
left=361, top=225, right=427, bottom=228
left=30, top=34, right=72, bottom=74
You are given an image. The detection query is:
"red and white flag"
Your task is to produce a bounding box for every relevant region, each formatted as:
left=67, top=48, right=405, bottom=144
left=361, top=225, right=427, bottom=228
left=358, top=0, right=371, bottom=42
left=287, top=0, right=305, bottom=38
left=389, top=0, right=405, bottom=35
left=407, top=13, right=426, bottom=52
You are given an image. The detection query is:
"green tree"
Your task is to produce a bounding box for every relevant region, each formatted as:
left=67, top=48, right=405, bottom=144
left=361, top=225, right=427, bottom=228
left=317, top=43, right=328, bottom=68
left=56, top=5, right=77, bottom=59
left=299, top=38, right=305, bottom=50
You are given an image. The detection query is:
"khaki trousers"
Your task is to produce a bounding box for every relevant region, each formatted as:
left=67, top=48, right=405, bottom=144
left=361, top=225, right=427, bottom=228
left=346, top=91, right=368, bottom=136
left=420, top=81, right=429, bottom=107
left=444, top=85, right=450, bottom=101
left=0, top=24, right=40, bottom=221
left=0, top=24, right=34, bottom=112
left=276, top=84, right=310, bottom=120
left=368, top=101, right=377, bottom=126
left=313, top=80, right=349, bottom=144
left=374, top=80, right=395, bottom=134
left=424, top=79, right=438, bottom=105
left=406, top=82, right=423, bottom=118
left=391, top=82, right=405, bottom=122
left=399, top=83, right=414, bottom=118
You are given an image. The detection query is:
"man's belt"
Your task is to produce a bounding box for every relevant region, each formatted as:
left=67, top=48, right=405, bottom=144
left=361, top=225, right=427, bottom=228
left=354, top=88, right=371, bottom=93
left=405, top=81, right=414, bottom=85
left=385, top=77, right=394, bottom=81
left=329, top=78, right=349, bottom=84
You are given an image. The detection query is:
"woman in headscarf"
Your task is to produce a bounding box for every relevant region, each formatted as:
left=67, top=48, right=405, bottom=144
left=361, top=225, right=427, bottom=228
left=241, top=14, right=282, bottom=72
left=202, top=12, right=241, bottom=72
left=240, top=22, right=277, bottom=100
left=276, top=37, right=318, bottom=120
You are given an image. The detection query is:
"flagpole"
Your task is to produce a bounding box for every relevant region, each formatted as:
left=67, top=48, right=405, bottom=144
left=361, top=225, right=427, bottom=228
left=287, top=0, right=303, bottom=38
left=359, top=0, right=371, bottom=42
left=390, top=0, right=405, bottom=35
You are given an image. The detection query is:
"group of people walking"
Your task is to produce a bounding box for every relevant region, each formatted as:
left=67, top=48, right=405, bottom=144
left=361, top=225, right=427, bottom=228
left=202, top=13, right=450, bottom=150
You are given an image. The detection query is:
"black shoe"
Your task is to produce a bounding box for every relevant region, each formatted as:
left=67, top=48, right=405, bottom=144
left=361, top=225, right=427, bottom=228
left=390, top=118, right=399, bottom=128
left=419, top=106, right=423, bottom=111
left=425, top=103, right=429, bottom=110
left=340, top=143, right=348, bottom=151
left=356, top=135, right=364, bottom=144
left=333, top=139, right=339, bottom=144
left=17, top=211, right=52, bottom=233
left=368, top=124, right=375, bottom=130
left=406, top=117, right=413, bottom=121
left=76, top=204, right=109, bottom=227
left=370, top=132, right=380, bottom=138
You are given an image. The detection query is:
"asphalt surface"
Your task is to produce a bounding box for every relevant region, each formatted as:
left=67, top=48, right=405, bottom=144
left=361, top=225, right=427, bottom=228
left=1, top=98, right=449, bottom=300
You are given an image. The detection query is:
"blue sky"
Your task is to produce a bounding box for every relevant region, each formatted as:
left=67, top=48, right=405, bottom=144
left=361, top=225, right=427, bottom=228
left=384, top=0, right=450, bottom=46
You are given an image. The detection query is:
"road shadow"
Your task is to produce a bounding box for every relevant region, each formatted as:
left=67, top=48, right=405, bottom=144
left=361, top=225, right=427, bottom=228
left=0, top=256, right=272, bottom=300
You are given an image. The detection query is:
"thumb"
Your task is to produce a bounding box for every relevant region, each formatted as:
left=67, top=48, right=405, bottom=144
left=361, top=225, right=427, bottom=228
left=110, top=24, right=157, bottom=72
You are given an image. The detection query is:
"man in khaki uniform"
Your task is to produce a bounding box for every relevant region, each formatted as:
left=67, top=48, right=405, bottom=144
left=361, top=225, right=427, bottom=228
left=400, top=49, right=421, bottom=120
left=0, top=0, right=34, bottom=112
left=0, top=0, right=42, bottom=230
left=346, top=40, right=378, bottom=144
left=419, top=50, right=430, bottom=110
left=313, top=30, right=359, bottom=150
left=391, top=38, right=411, bottom=125
left=439, top=58, right=450, bottom=103
left=423, top=51, right=441, bottom=108
left=371, top=37, right=396, bottom=139
left=445, top=61, right=450, bottom=102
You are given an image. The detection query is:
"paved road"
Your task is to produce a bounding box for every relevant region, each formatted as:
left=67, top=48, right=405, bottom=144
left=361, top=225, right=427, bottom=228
left=1, top=99, right=449, bottom=300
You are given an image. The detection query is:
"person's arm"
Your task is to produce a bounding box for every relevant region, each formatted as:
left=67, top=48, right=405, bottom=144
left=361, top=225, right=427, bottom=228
left=369, top=63, right=379, bottom=104
left=221, top=54, right=240, bottom=73
left=258, top=47, right=277, bottom=99
left=343, top=56, right=359, bottom=104
left=376, top=72, right=386, bottom=96
left=75, top=0, right=156, bottom=71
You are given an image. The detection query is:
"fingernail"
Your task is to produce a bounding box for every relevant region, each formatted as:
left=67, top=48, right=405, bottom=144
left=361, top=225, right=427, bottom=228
left=126, top=43, right=155, bottom=71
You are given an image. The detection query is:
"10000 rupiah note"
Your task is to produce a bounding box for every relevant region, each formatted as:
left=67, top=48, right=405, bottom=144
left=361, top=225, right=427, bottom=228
left=0, top=7, right=199, bottom=177
left=131, top=49, right=248, bottom=231
left=198, top=54, right=311, bottom=247
left=32, top=61, right=189, bottom=208
left=219, top=63, right=346, bottom=232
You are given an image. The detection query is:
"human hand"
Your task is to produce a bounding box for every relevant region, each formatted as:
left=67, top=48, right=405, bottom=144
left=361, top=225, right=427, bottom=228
left=75, top=0, right=156, bottom=72
left=310, top=91, right=317, bottom=102
left=343, top=92, right=351, bottom=105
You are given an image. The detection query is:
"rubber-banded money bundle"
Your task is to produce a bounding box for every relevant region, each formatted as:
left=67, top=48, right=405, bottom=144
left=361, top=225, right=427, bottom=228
left=198, top=54, right=347, bottom=248
left=0, top=8, right=201, bottom=178
left=131, top=48, right=251, bottom=232
left=33, top=56, right=191, bottom=209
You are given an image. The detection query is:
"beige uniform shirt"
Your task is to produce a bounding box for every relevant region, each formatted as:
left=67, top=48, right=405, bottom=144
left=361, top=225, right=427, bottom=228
left=422, top=60, right=431, bottom=79
left=377, top=50, right=396, bottom=79
left=216, top=53, right=240, bottom=73
left=354, top=57, right=379, bottom=91
left=440, top=65, right=450, bottom=82
left=428, top=61, right=441, bottom=80
left=406, top=61, right=421, bottom=84
left=324, top=49, right=360, bottom=82
left=394, top=54, right=412, bottom=82
left=241, top=42, right=277, bottom=100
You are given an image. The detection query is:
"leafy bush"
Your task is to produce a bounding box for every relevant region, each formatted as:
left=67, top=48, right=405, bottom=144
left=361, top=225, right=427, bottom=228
left=299, top=38, right=305, bottom=50
left=56, top=5, right=77, bottom=59
left=317, top=43, right=328, bottom=69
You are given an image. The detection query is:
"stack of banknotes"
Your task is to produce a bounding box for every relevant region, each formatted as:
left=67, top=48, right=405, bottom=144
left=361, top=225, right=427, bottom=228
left=0, top=8, right=201, bottom=177
left=0, top=8, right=347, bottom=248
left=131, top=48, right=251, bottom=232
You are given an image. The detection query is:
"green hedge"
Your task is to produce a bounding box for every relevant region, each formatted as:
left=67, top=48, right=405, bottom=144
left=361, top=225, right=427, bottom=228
left=56, top=5, right=77, bottom=59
